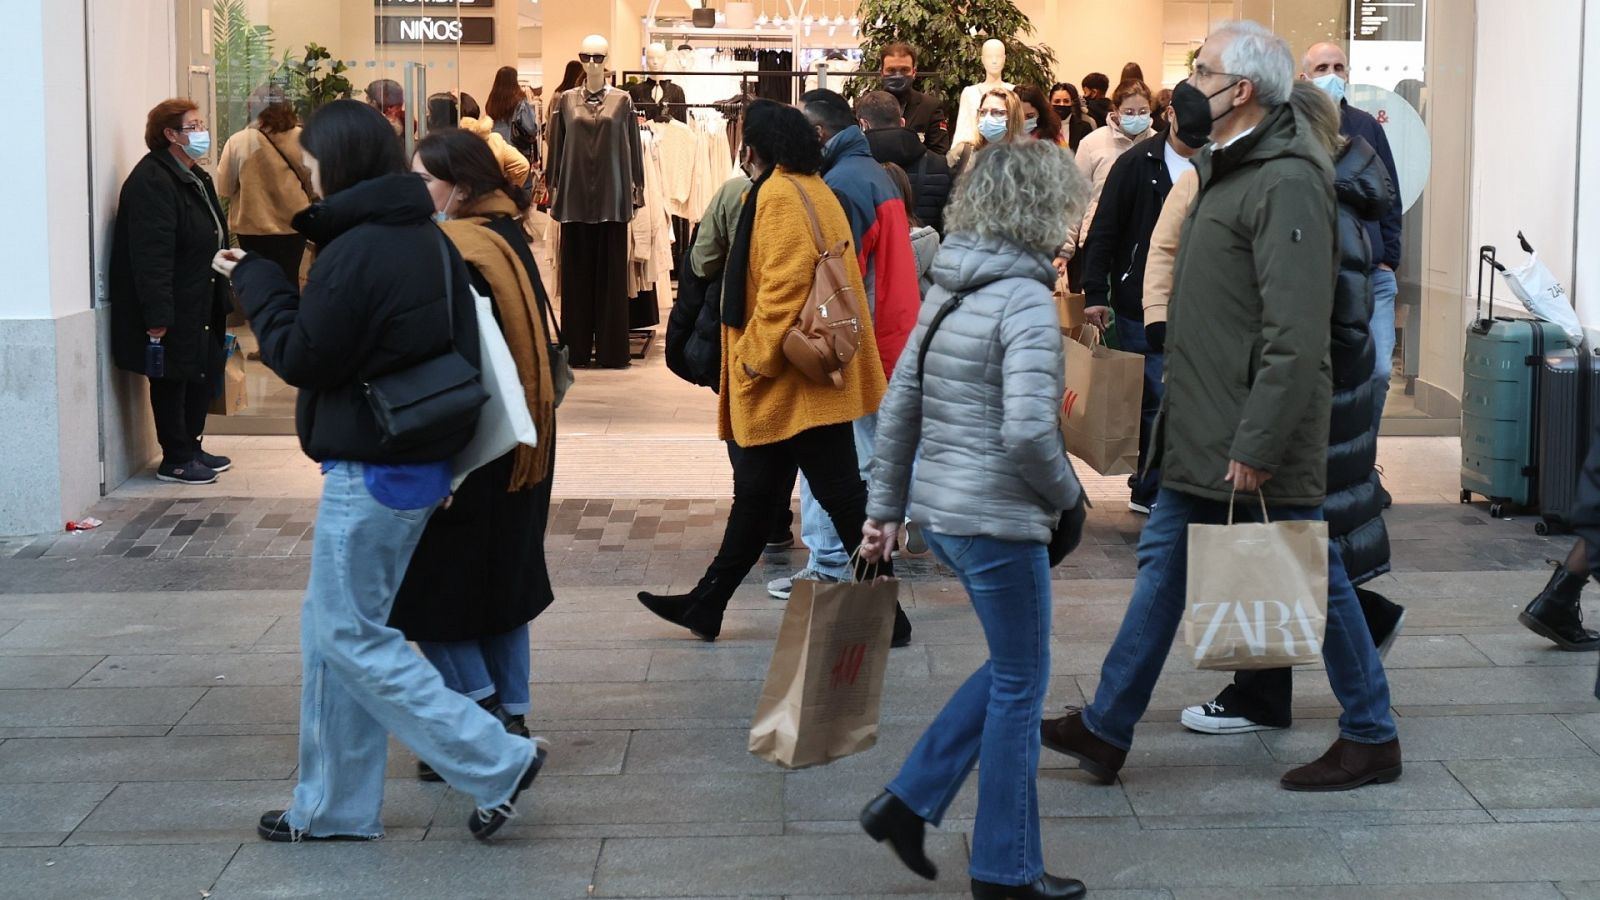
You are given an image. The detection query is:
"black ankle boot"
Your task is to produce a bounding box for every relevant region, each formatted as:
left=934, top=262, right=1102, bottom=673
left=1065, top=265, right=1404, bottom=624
left=892, top=604, right=913, bottom=648
left=1520, top=564, right=1600, bottom=651
left=971, top=874, right=1086, bottom=899
left=859, top=791, right=937, bottom=881
left=638, top=582, right=727, bottom=641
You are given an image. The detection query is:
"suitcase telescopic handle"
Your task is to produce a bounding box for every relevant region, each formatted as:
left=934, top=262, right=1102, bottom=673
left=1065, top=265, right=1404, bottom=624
left=1477, top=245, right=1505, bottom=327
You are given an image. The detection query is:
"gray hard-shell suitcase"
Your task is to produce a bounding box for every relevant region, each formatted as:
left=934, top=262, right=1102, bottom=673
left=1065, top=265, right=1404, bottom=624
left=1535, top=348, right=1598, bottom=535
left=1460, top=246, right=1574, bottom=517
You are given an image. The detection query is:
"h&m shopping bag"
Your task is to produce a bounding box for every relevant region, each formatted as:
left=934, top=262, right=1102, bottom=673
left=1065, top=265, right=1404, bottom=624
left=1059, top=324, right=1143, bottom=476
left=1054, top=274, right=1086, bottom=336
left=209, top=333, right=249, bottom=416
left=450, top=286, right=539, bottom=491
left=749, top=569, right=898, bottom=769
left=1183, top=493, right=1330, bottom=671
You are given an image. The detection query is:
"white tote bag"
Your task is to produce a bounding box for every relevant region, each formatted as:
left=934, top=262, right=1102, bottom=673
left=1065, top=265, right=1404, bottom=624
left=1502, top=233, right=1583, bottom=346
left=451, top=286, right=538, bottom=491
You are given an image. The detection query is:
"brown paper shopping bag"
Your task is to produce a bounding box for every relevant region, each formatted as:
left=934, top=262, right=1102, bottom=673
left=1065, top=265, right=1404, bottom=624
left=1054, top=276, right=1086, bottom=335
left=209, top=338, right=249, bottom=416
left=1183, top=493, right=1330, bottom=671
left=748, top=573, right=898, bottom=769
left=1058, top=324, right=1143, bottom=476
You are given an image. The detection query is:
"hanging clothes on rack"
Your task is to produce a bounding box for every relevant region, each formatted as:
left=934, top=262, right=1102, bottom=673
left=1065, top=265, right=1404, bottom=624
left=628, top=126, right=676, bottom=326
left=628, top=77, right=688, bottom=124
left=756, top=49, right=795, bottom=104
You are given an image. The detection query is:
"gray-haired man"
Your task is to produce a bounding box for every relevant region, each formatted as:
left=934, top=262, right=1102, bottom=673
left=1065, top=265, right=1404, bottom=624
left=1040, top=20, right=1401, bottom=792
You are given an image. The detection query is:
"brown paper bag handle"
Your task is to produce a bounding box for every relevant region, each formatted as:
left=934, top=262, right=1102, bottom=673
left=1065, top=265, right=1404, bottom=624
left=1225, top=488, right=1271, bottom=525
left=848, top=543, right=886, bottom=584
left=1078, top=322, right=1105, bottom=349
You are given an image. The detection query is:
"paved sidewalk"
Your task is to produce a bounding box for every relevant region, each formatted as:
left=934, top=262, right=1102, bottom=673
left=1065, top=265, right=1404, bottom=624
left=4, top=438, right=1600, bottom=898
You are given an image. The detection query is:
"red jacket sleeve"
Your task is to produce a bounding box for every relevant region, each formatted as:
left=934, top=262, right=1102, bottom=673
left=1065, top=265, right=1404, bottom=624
left=861, top=199, right=921, bottom=377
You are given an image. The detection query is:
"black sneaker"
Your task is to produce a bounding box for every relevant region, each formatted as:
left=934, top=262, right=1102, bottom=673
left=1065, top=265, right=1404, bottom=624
left=256, top=809, right=374, bottom=843
left=1179, top=700, right=1285, bottom=735
left=468, top=742, right=549, bottom=840
left=195, top=449, right=232, bottom=473
left=156, top=461, right=218, bottom=485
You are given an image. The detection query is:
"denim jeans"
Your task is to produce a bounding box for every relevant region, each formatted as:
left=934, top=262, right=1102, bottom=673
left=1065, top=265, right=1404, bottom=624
left=1081, top=488, right=1395, bottom=750
left=419, top=623, right=532, bottom=716
left=1114, top=315, right=1164, bottom=507
left=287, top=462, right=535, bottom=837
left=798, top=414, right=876, bottom=580
left=888, top=532, right=1051, bottom=886
left=1370, top=268, right=1398, bottom=429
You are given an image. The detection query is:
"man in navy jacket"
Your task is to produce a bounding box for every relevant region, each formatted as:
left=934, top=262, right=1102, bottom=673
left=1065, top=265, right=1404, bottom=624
left=1303, top=43, right=1404, bottom=433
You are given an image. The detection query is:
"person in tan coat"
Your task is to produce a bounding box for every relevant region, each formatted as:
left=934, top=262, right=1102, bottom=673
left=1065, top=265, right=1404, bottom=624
left=638, top=100, right=911, bottom=646
left=215, top=85, right=315, bottom=282
left=1139, top=167, right=1198, bottom=341
left=432, top=92, right=532, bottom=188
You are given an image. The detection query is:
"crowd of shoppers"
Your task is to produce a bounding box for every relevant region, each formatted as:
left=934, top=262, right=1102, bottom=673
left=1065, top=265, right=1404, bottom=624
left=108, top=16, right=1550, bottom=896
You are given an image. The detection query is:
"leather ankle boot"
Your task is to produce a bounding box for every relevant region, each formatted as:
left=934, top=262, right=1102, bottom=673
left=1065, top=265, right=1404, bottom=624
left=1040, top=708, right=1125, bottom=784
left=859, top=791, right=937, bottom=881
left=1520, top=565, right=1600, bottom=651
left=638, top=572, right=733, bottom=641
left=970, top=873, right=1087, bottom=899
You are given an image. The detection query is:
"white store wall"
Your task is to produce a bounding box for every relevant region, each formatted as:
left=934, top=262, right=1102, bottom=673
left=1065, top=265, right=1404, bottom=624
left=1577, top=0, right=1600, bottom=325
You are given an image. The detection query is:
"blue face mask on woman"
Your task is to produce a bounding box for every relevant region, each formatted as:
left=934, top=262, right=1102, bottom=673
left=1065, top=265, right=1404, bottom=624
left=1117, top=114, right=1151, bottom=137
left=978, top=117, right=1008, bottom=142
left=180, top=130, right=212, bottom=160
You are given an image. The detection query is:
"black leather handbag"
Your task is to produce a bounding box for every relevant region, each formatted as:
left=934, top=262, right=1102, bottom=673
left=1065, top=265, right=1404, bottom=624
left=362, top=234, right=489, bottom=450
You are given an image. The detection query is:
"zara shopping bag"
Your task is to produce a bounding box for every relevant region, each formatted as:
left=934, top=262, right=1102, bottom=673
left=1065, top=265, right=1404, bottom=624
left=1059, top=324, right=1143, bottom=476
left=749, top=565, right=898, bottom=769
left=1183, top=492, right=1330, bottom=671
left=1499, top=232, right=1584, bottom=347
left=450, top=286, right=539, bottom=491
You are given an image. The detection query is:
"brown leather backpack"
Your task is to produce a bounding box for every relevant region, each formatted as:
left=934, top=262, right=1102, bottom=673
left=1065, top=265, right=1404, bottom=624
left=780, top=175, right=863, bottom=388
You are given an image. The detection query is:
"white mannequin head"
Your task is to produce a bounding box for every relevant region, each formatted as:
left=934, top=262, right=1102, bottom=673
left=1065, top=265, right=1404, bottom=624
left=981, top=39, right=1006, bottom=81
left=646, top=43, right=669, bottom=74
left=581, top=34, right=609, bottom=91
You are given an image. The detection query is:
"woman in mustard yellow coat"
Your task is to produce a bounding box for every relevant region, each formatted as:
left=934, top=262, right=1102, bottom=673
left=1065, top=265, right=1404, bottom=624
left=639, top=100, right=903, bottom=642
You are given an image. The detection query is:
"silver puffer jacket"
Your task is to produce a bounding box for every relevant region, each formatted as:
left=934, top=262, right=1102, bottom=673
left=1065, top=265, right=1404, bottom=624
left=867, top=232, right=1083, bottom=544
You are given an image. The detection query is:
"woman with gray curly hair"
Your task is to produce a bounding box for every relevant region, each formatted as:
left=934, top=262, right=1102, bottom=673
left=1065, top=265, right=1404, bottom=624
left=855, top=140, right=1092, bottom=900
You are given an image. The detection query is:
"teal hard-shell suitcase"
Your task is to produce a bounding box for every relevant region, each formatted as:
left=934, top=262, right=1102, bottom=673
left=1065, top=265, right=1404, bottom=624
left=1461, top=246, right=1574, bottom=516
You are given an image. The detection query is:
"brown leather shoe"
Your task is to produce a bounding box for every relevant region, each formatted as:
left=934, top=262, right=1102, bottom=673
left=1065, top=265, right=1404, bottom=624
left=1039, top=708, right=1125, bottom=784
left=1280, top=737, right=1402, bottom=792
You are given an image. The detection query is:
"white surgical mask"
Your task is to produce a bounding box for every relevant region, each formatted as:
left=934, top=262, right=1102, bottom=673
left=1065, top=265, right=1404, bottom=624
left=1313, top=73, right=1347, bottom=104
left=1118, top=115, right=1151, bottom=137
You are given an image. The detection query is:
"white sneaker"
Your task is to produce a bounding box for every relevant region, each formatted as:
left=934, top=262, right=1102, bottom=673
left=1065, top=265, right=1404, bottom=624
left=1179, top=701, right=1285, bottom=735
left=767, top=568, right=839, bottom=601
left=1128, top=500, right=1152, bottom=515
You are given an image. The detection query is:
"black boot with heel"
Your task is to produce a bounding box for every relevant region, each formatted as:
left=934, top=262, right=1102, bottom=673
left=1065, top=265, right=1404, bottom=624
left=970, top=874, right=1087, bottom=899
left=1520, top=564, right=1600, bottom=651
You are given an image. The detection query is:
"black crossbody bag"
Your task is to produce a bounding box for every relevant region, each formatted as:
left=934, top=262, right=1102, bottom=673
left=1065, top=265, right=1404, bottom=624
left=362, top=234, right=489, bottom=450
left=914, top=292, right=1085, bottom=566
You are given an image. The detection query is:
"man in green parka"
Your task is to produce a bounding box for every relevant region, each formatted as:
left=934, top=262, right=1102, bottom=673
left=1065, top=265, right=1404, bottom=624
left=1041, top=20, right=1401, bottom=793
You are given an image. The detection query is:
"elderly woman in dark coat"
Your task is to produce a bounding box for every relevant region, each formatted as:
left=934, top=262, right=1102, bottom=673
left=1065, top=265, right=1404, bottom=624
left=110, top=98, right=233, bottom=484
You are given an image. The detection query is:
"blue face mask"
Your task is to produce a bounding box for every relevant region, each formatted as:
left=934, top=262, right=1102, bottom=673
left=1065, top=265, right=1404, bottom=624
left=978, top=117, right=1008, bottom=142
left=1313, top=73, right=1347, bottom=104
left=1022, top=116, right=1038, bottom=135
left=1118, top=114, right=1151, bottom=137
left=180, top=130, right=211, bottom=160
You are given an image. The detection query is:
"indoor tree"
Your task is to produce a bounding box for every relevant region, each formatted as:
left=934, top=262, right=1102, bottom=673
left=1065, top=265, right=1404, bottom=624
left=847, top=0, right=1058, bottom=113
left=212, top=0, right=278, bottom=145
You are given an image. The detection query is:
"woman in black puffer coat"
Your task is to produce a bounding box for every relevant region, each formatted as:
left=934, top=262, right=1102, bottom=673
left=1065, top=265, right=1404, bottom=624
left=1185, top=83, right=1407, bottom=734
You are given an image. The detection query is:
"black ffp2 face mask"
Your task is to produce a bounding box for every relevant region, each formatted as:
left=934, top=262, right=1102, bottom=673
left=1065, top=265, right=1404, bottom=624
left=1169, top=78, right=1240, bottom=149
left=882, top=75, right=913, bottom=96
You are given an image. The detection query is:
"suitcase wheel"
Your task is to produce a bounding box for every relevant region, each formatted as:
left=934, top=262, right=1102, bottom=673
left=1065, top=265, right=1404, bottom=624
left=1460, top=489, right=1472, bottom=505
left=1489, top=502, right=1505, bottom=519
left=1536, top=521, right=1550, bottom=536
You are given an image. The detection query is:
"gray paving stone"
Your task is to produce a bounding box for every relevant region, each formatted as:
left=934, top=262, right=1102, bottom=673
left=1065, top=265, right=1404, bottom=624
left=536, top=730, right=632, bottom=776
left=177, top=686, right=299, bottom=725
left=536, top=680, right=763, bottom=727
left=0, top=687, right=204, bottom=727
left=1381, top=635, right=1496, bottom=669
left=0, top=845, right=236, bottom=899
left=785, top=761, right=1135, bottom=823
left=1039, top=822, right=1356, bottom=888
left=1386, top=665, right=1599, bottom=706
left=1337, top=822, right=1600, bottom=883
left=1172, top=885, right=1564, bottom=899
left=1261, top=714, right=1596, bottom=764
left=623, top=727, right=776, bottom=776
left=212, top=838, right=603, bottom=899
left=1121, top=761, right=1480, bottom=817
left=0, top=783, right=114, bottom=834
left=1137, top=808, right=1495, bottom=831
left=535, top=648, right=653, bottom=683
left=591, top=833, right=969, bottom=896
left=648, top=646, right=774, bottom=682
left=0, top=735, right=296, bottom=783
left=435, top=773, right=783, bottom=827
left=1468, top=633, right=1600, bottom=667
left=78, top=653, right=300, bottom=687
left=1559, top=714, right=1600, bottom=754
left=0, top=614, right=277, bottom=654
left=0, top=656, right=101, bottom=688
left=1447, top=757, right=1600, bottom=809
left=70, top=778, right=444, bottom=844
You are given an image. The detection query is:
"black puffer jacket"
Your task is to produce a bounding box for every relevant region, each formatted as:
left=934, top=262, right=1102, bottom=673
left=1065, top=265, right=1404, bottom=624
left=665, top=225, right=722, bottom=390
left=231, top=173, right=480, bottom=463
left=865, top=126, right=952, bottom=233
left=1325, top=137, right=1395, bottom=585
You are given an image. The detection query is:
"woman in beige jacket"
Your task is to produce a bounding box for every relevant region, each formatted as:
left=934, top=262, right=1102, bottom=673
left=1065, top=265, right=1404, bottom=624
left=215, top=86, right=314, bottom=282
left=458, top=93, right=532, bottom=188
